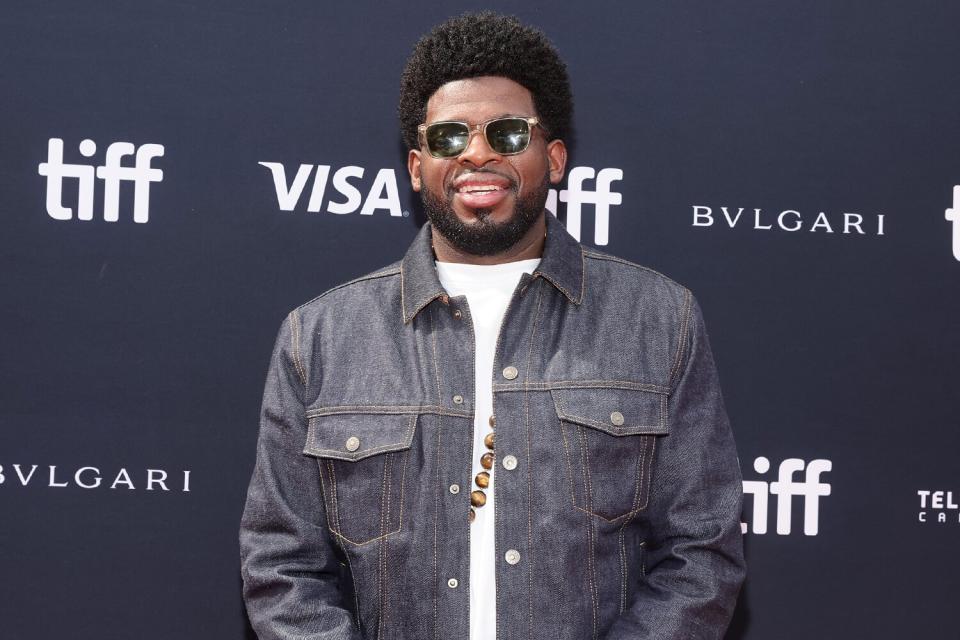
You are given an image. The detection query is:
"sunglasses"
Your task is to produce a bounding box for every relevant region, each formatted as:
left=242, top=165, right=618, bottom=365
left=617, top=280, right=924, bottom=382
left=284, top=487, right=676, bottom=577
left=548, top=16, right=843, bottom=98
left=418, top=116, right=544, bottom=158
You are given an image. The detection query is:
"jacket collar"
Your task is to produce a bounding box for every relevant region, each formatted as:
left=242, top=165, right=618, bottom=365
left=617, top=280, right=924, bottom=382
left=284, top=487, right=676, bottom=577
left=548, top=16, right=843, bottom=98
left=400, top=211, right=584, bottom=324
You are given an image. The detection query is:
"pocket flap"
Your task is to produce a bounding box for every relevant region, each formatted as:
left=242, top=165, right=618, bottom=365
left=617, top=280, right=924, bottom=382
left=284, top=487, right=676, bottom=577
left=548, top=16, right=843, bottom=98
left=304, top=412, right=417, bottom=462
left=550, top=386, right=668, bottom=436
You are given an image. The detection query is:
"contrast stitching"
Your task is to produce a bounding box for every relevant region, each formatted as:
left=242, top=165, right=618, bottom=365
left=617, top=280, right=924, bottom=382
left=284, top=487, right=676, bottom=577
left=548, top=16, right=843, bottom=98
left=377, top=454, right=389, bottom=640
left=326, top=460, right=343, bottom=541
left=582, top=249, right=686, bottom=289
left=578, top=245, right=586, bottom=304
left=429, top=305, right=442, bottom=640
left=617, top=436, right=647, bottom=613
left=400, top=258, right=407, bottom=323
left=289, top=309, right=307, bottom=386
left=327, top=527, right=401, bottom=548
left=306, top=405, right=471, bottom=418
left=304, top=414, right=418, bottom=461
left=577, top=424, right=599, bottom=640
left=522, top=281, right=545, bottom=640
left=379, top=451, right=392, bottom=640
left=668, top=289, right=693, bottom=387
left=342, top=538, right=362, bottom=632
left=296, top=265, right=401, bottom=315
left=553, top=394, right=580, bottom=508
left=556, top=413, right=667, bottom=436
left=638, top=437, right=657, bottom=511
left=552, top=392, right=662, bottom=523
left=321, top=456, right=362, bottom=632
left=319, top=449, right=406, bottom=548
left=493, top=380, right=670, bottom=394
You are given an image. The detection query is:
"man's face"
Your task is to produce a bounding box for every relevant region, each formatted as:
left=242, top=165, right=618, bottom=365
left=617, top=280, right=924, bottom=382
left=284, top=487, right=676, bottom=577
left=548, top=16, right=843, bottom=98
left=407, top=76, right=567, bottom=257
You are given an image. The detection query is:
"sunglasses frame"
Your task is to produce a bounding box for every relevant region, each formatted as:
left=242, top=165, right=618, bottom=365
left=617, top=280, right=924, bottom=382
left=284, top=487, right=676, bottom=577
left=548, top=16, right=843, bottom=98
left=417, top=116, right=543, bottom=158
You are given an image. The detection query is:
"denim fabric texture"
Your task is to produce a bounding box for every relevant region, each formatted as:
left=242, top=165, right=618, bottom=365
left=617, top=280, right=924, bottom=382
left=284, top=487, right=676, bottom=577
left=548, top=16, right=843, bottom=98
left=240, top=212, right=746, bottom=640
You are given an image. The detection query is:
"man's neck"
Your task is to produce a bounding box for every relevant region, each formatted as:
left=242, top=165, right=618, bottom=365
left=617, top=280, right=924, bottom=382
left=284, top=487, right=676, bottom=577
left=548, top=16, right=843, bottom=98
left=431, top=213, right=546, bottom=265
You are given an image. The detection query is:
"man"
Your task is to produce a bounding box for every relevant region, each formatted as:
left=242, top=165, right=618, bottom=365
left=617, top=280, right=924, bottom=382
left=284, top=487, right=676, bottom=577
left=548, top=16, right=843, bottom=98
left=241, top=12, right=745, bottom=640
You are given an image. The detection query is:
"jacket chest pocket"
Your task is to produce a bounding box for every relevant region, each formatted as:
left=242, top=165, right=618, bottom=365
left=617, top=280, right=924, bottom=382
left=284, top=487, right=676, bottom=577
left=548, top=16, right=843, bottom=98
left=303, top=411, right=417, bottom=546
left=551, top=386, right=669, bottom=523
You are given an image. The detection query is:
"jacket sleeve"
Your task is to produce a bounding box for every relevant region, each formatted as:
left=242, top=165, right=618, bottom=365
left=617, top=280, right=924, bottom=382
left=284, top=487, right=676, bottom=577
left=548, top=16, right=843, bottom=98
left=603, top=295, right=746, bottom=640
left=240, top=312, right=362, bottom=640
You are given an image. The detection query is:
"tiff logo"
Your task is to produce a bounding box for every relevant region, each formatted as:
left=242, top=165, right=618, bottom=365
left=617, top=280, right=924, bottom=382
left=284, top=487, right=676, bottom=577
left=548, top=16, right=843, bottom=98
left=946, top=185, right=960, bottom=261
left=38, top=138, right=164, bottom=223
left=741, top=456, right=832, bottom=536
left=546, top=167, right=623, bottom=246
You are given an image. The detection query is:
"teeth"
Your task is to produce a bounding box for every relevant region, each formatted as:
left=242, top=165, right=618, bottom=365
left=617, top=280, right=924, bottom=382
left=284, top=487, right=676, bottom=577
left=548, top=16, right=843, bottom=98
left=459, top=185, right=504, bottom=193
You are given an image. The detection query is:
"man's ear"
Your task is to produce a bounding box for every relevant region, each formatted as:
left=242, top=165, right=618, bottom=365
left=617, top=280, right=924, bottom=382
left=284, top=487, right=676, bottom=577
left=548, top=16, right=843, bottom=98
left=407, top=149, right=422, bottom=192
left=546, top=139, right=567, bottom=185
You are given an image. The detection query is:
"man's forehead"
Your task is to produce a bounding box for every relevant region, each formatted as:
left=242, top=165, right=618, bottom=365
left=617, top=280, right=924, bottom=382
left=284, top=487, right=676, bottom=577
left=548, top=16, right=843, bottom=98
left=425, top=76, right=536, bottom=122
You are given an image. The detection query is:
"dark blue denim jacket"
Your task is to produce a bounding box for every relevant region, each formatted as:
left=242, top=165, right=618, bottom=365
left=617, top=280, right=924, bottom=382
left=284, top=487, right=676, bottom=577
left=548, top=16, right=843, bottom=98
left=240, top=212, right=746, bottom=640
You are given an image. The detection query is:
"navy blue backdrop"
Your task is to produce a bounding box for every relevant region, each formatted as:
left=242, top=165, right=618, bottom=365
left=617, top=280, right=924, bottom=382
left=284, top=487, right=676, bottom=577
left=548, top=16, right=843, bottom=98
left=2, top=2, right=959, bottom=638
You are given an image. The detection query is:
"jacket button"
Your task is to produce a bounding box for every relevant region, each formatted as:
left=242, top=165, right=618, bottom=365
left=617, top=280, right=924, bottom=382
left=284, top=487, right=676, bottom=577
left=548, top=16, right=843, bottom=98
left=502, top=454, right=517, bottom=470
left=610, top=411, right=625, bottom=426
left=449, top=483, right=460, bottom=494
left=345, top=436, right=360, bottom=452
left=453, top=309, right=462, bottom=320
left=502, top=366, right=518, bottom=380
left=453, top=394, right=464, bottom=404
left=448, top=578, right=459, bottom=588
left=505, top=549, right=521, bottom=565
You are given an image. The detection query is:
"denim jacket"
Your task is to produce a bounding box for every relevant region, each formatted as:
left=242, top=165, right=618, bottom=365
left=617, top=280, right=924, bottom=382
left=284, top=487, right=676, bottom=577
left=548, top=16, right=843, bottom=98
left=240, top=212, right=746, bottom=640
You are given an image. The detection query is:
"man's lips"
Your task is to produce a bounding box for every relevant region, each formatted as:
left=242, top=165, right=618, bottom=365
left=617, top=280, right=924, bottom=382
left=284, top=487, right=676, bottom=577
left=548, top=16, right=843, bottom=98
left=451, top=174, right=513, bottom=210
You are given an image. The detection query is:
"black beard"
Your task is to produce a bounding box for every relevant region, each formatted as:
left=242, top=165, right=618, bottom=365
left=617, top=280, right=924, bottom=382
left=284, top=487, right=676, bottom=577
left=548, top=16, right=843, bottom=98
left=421, top=170, right=549, bottom=257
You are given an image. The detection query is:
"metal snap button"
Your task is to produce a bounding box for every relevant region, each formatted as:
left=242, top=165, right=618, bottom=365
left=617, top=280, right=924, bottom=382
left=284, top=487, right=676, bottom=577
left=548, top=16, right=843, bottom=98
left=345, top=436, right=360, bottom=452
left=453, top=309, right=462, bottom=320
left=453, top=394, right=464, bottom=404
left=610, top=411, right=625, bottom=426
left=505, top=549, right=521, bottom=565
left=448, top=578, right=459, bottom=588
left=502, top=366, right=518, bottom=380
left=502, top=454, right=518, bottom=470
left=449, top=484, right=460, bottom=494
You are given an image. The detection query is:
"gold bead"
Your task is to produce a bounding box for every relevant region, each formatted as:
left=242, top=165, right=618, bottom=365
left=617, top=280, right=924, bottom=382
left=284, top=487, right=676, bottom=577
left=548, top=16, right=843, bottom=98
left=480, top=452, right=494, bottom=470
left=484, top=432, right=495, bottom=449
left=488, top=415, right=496, bottom=427
left=469, top=508, right=475, bottom=522
left=470, top=490, right=487, bottom=507
left=475, top=471, right=490, bottom=489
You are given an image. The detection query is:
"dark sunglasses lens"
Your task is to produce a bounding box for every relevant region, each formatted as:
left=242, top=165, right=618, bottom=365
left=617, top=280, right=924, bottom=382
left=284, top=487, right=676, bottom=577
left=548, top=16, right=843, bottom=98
left=486, top=118, right=530, bottom=154
left=426, top=122, right=469, bottom=157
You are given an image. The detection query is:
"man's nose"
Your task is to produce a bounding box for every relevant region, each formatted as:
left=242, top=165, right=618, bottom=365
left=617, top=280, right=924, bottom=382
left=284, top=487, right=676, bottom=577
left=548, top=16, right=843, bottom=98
left=457, top=128, right=500, bottom=167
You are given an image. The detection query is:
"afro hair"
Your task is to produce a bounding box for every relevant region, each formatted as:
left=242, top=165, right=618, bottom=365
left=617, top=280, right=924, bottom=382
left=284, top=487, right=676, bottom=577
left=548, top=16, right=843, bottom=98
left=399, top=12, right=573, bottom=150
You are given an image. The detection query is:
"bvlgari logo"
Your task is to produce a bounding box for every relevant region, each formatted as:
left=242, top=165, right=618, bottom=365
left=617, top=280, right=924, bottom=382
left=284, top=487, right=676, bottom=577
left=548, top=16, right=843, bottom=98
left=692, top=205, right=885, bottom=236
left=0, top=464, right=191, bottom=492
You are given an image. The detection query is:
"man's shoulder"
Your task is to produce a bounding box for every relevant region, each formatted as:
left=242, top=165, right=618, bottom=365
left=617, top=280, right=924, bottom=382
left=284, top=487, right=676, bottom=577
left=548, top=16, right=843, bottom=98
left=581, top=245, right=692, bottom=300
left=292, top=259, right=403, bottom=317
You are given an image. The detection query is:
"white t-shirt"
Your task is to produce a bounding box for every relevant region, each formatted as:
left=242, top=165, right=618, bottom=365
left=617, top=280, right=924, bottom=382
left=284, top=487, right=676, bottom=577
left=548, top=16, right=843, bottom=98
left=434, top=257, right=541, bottom=640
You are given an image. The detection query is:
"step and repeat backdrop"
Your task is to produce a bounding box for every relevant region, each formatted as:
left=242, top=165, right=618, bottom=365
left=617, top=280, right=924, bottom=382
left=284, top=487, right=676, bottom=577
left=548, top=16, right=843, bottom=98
left=2, top=1, right=958, bottom=638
